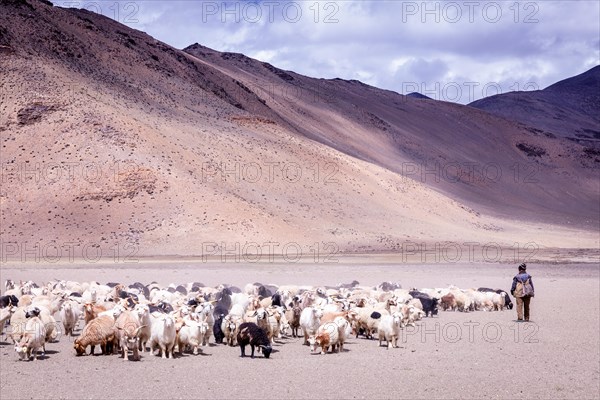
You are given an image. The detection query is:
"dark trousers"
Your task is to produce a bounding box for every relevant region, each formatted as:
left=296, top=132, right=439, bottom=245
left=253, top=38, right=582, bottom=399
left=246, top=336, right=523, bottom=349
left=516, top=296, right=531, bottom=320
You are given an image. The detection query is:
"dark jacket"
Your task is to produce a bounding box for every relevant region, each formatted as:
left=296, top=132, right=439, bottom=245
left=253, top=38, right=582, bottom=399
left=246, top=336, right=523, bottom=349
left=511, top=272, right=534, bottom=295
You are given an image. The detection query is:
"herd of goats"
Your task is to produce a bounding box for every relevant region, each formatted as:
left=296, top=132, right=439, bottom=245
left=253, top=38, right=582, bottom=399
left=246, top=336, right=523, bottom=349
left=0, top=279, right=513, bottom=360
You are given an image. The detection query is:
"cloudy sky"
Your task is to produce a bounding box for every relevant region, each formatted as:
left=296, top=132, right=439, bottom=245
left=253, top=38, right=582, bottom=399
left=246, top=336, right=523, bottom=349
left=57, top=0, right=599, bottom=103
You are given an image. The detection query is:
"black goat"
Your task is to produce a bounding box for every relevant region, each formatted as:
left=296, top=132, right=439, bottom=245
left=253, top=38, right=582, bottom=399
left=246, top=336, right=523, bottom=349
left=213, top=313, right=226, bottom=344
left=0, top=295, right=19, bottom=308
left=237, top=322, right=272, bottom=359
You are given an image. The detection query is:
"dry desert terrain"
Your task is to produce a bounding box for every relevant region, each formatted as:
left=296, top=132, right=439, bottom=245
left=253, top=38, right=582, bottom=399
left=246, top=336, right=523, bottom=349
left=0, top=258, right=598, bottom=400
left=1, top=2, right=599, bottom=399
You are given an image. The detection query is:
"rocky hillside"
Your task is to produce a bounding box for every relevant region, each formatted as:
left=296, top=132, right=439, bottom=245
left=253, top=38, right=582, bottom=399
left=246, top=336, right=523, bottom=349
left=0, top=0, right=597, bottom=259
left=470, top=66, right=600, bottom=143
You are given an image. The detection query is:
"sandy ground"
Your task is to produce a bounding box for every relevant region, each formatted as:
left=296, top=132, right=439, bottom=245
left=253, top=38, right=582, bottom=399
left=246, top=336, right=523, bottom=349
left=0, top=259, right=598, bottom=400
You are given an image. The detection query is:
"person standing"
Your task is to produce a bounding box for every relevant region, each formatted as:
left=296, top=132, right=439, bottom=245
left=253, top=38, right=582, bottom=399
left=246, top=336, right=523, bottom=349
left=511, top=263, right=534, bottom=321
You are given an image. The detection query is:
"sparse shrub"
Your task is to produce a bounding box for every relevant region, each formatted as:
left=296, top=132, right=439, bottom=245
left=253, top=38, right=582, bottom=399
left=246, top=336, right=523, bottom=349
left=516, top=143, right=546, bottom=157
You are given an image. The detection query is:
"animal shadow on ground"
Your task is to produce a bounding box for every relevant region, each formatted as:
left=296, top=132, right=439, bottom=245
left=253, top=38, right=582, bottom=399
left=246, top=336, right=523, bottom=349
left=15, top=353, right=49, bottom=361
left=177, top=351, right=212, bottom=357
left=309, top=346, right=352, bottom=354
left=309, top=351, right=344, bottom=356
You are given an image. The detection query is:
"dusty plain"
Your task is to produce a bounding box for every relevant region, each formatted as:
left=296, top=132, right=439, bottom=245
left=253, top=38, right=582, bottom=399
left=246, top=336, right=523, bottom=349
left=0, top=256, right=598, bottom=400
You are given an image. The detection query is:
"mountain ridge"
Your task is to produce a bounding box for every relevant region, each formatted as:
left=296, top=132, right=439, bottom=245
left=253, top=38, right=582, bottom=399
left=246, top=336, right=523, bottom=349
left=469, top=66, right=600, bottom=143
left=183, top=42, right=599, bottom=227
left=1, top=0, right=597, bottom=258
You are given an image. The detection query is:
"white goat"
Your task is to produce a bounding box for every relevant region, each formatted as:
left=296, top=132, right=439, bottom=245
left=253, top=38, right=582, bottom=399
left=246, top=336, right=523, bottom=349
left=14, top=316, right=46, bottom=361
left=177, top=317, right=205, bottom=355
left=300, top=306, right=323, bottom=345
left=149, top=313, right=176, bottom=359
left=377, top=312, right=403, bottom=349
left=59, top=300, right=80, bottom=336
left=134, top=304, right=152, bottom=352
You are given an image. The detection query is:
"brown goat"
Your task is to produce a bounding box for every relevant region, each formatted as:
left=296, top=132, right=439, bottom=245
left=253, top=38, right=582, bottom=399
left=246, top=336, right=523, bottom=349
left=115, top=311, right=143, bottom=361
left=74, top=315, right=116, bottom=356
left=285, top=306, right=302, bottom=338
left=83, top=302, right=107, bottom=325
left=440, top=293, right=457, bottom=311
left=320, top=311, right=348, bottom=324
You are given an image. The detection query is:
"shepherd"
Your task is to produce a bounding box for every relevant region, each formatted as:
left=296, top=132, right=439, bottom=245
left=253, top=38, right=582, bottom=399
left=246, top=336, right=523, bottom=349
left=510, top=263, right=535, bottom=321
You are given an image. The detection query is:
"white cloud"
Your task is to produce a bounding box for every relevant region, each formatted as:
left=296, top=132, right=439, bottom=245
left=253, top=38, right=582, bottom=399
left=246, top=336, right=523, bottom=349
left=250, top=49, right=279, bottom=63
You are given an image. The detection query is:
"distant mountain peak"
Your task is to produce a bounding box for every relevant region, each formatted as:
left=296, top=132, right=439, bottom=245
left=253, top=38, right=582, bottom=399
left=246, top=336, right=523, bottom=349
left=469, top=65, right=600, bottom=141
left=545, top=65, right=600, bottom=93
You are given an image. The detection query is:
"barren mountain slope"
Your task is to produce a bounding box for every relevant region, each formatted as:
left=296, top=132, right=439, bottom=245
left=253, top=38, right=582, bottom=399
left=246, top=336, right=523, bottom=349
left=0, top=0, right=597, bottom=258
left=184, top=44, right=600, bottom=229
left=470, top=66, right=600, bottom=142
